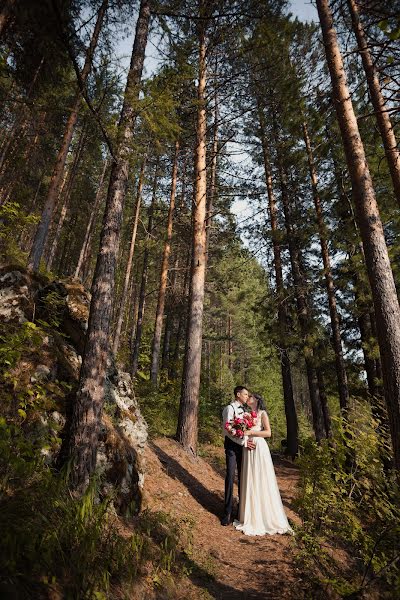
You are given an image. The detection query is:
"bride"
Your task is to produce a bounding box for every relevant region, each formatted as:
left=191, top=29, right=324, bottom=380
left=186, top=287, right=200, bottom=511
left=234, top=393, right=293, bottom=536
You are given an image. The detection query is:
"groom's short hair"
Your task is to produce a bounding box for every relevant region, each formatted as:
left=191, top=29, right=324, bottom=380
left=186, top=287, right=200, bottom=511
left=234, top=385, right=247, bottom=397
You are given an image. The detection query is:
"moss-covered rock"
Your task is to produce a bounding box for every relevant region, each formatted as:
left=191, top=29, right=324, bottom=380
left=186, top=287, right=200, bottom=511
left=0, top=266, right=147, bottom=514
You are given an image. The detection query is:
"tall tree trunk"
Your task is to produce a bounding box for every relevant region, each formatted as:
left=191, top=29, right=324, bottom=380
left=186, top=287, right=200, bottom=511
left=358, top=311, right=379, bottom=395
left=28, top=0, right=108, bottom=272
left=169, top=250, right=191, bottom=380
left=47, top=124, right=87, bottom=270
left=272, top=113, right=326, bottom=442
left=317, top=0, right=400, bottom=469
left=176, top=18, right=208, bottom=454
left=74, top=158, right=108, bottom=280
left=259, top=110, right=298, bottom=457
left=0, top=57, right=44, bottom=175
left=161, top=256, right=179, bottom=371
left=67, top=0, right=151, bottom=494
left=113, top=157, right=146, bottom=355
left=206, top=86, right=218, bottom=253
left=302, top=121, right=350, bottom=413
left=150, top=140, right=179, bottom=385
left=347, top=0, right=400, bottom=205
left=227, top=313, right=233, bottom=370
left=317, top=368, right=332, bottom=437
left=350, top=253, right=386, bottom=418
left=0, top=0, right=15, bottom=37
left=131, top=161, right=158, bottom=377
left=326, top=119, right=381, bottom=405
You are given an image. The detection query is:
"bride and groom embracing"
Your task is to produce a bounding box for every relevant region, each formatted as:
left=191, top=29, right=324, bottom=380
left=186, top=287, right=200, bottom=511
left=221, top=385, right=293, bottom=536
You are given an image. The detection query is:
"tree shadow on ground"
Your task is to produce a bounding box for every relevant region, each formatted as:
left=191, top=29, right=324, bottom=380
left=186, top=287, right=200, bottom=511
left=202, top=448, right=299, bottom=516
left=183, top=552, right=279, bottom=600
left=151, top=441, right=224, bottom=518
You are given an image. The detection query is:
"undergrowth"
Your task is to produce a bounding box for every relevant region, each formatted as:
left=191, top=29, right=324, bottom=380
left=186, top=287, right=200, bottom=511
left=293, top=400, right=400, bottom=598
left=0, top=316, right=191, bottom=599
left=0, top=454, right=191, bottom=598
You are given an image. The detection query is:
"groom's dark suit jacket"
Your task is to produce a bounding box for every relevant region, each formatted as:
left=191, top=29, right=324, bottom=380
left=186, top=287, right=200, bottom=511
left=222, top=400, right=247, bottom=518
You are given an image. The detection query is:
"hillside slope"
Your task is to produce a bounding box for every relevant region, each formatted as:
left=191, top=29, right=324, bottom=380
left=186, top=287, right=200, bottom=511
left=143, top=437, right=304, bottom=599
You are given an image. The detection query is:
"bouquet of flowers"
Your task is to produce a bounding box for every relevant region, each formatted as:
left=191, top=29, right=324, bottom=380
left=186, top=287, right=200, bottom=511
left=224, top=409, right=258, bottom=439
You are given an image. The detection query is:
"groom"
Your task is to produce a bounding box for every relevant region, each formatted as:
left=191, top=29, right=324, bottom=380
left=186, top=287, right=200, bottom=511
left=221, top=385, right=255, bottom=526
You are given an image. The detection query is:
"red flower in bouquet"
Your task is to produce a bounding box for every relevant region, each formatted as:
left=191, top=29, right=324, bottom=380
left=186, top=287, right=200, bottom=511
left=224, top=410, right=258, bottom=439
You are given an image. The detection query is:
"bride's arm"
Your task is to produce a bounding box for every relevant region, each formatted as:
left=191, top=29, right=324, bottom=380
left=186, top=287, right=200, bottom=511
left=247, top=411, right=271, bottom=438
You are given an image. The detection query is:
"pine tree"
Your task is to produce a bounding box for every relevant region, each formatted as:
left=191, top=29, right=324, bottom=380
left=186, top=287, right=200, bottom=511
left=68, top=0, right=151, bottom=493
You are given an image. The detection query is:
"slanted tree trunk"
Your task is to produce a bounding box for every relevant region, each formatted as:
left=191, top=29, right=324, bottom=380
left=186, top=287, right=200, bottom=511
left=347, top=0, right=400, bottom=205
left=326, top=119, right=382, bottom=406
left=112, top=158, right=146, bottom=355
left=150, top=140, right=179, bottom=385
left=317, top=0, right=400, bottom=469
left=349, top=247, right=386, bottom=419
left=28, top=0, right=108, bottom=272
left=302, top=121, right=350, bottom=413
left=74, top=158, right=109, bottom=280
left=0, top=57, right=44, bottom=175
left=176, top=16, right=208, bottom=454
left=259, top=110, right=298, bottom=457
left=67, top=0, right=151, bottom=494
left=47, top=124, right=87, bottom=270
left=131, top=161, right=158, bottom=377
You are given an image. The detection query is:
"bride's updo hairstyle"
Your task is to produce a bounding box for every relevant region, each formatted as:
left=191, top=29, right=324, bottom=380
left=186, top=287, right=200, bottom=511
left=251, top=392, right=266, bottom=412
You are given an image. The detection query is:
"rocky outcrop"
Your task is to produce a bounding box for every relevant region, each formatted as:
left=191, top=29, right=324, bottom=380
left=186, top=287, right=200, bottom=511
left=0, top=266, right=147, bottom=514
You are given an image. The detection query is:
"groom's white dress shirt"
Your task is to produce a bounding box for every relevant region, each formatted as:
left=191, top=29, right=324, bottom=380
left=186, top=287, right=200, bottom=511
left=222, top=400, right=248, bottom=447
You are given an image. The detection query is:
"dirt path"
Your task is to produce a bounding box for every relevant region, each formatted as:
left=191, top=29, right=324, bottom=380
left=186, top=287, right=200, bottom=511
left=143, top=437, right=306, bottom=599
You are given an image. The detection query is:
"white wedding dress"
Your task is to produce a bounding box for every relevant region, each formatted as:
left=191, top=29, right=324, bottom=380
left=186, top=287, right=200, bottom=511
left=234, top=411, right=293, bottom=536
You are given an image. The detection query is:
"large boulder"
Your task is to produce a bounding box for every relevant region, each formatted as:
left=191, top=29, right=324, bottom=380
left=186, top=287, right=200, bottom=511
left=0, top=266, right=147, bottom=514
left=0, top=268, right=35, bottom=322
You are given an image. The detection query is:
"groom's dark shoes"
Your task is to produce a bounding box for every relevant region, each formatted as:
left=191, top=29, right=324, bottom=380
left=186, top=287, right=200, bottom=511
left=221, top=514, right=232, bottom=526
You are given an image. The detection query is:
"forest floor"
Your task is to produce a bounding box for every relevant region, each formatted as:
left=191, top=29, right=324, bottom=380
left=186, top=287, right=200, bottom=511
left=140, top=437, right=309, bottom=600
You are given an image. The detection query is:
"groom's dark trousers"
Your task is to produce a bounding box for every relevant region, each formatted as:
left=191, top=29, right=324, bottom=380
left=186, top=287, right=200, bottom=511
left=223, top=436, right=243, bottom=520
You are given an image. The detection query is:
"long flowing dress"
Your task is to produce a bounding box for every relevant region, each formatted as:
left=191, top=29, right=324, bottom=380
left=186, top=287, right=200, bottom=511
left=233, top=410, right=293, bottom=536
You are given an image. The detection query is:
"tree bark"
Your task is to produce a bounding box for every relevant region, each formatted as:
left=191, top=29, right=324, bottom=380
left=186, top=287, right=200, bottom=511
left=67, top=0, right=151, bottom=494
left=317, top=368, right=332, bottom=437
left=47, top=124, right=87, bottom=270
left=112, top=157, right=146, bottom=356
left=28, top=0, right=108, bottom=271
left=259, top=110, right=298, bottom=457
left=131, top=161, right=159, bottom=377
left=162, top=256, right=179, bottom=371
left=347, top=0, right=400, bottom=205
left=169, top=250, right=191, bottom=380
left=302, top=121, right=350, bottom=413
left=0, top=57, right=44, bottom=176
left=150, top=140, right=179, bottom=384
left=176, top=17, right=208, bottom=454
left=74, top=158, right=109, bottom=280
left=227, top=313, right=233, bottom=370
left=206, top=85, right=218, bottom=254
left=317, top=0, right=400, bottom=469
left=272, top=112, right=326, bottom=442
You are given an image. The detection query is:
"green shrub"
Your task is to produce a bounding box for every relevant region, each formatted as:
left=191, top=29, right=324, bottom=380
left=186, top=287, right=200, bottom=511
left=0, top=201, right=39, bottom=264
left=294, top=400, right=400, bottom=597
left=0, top=461, right=189, bottom=598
